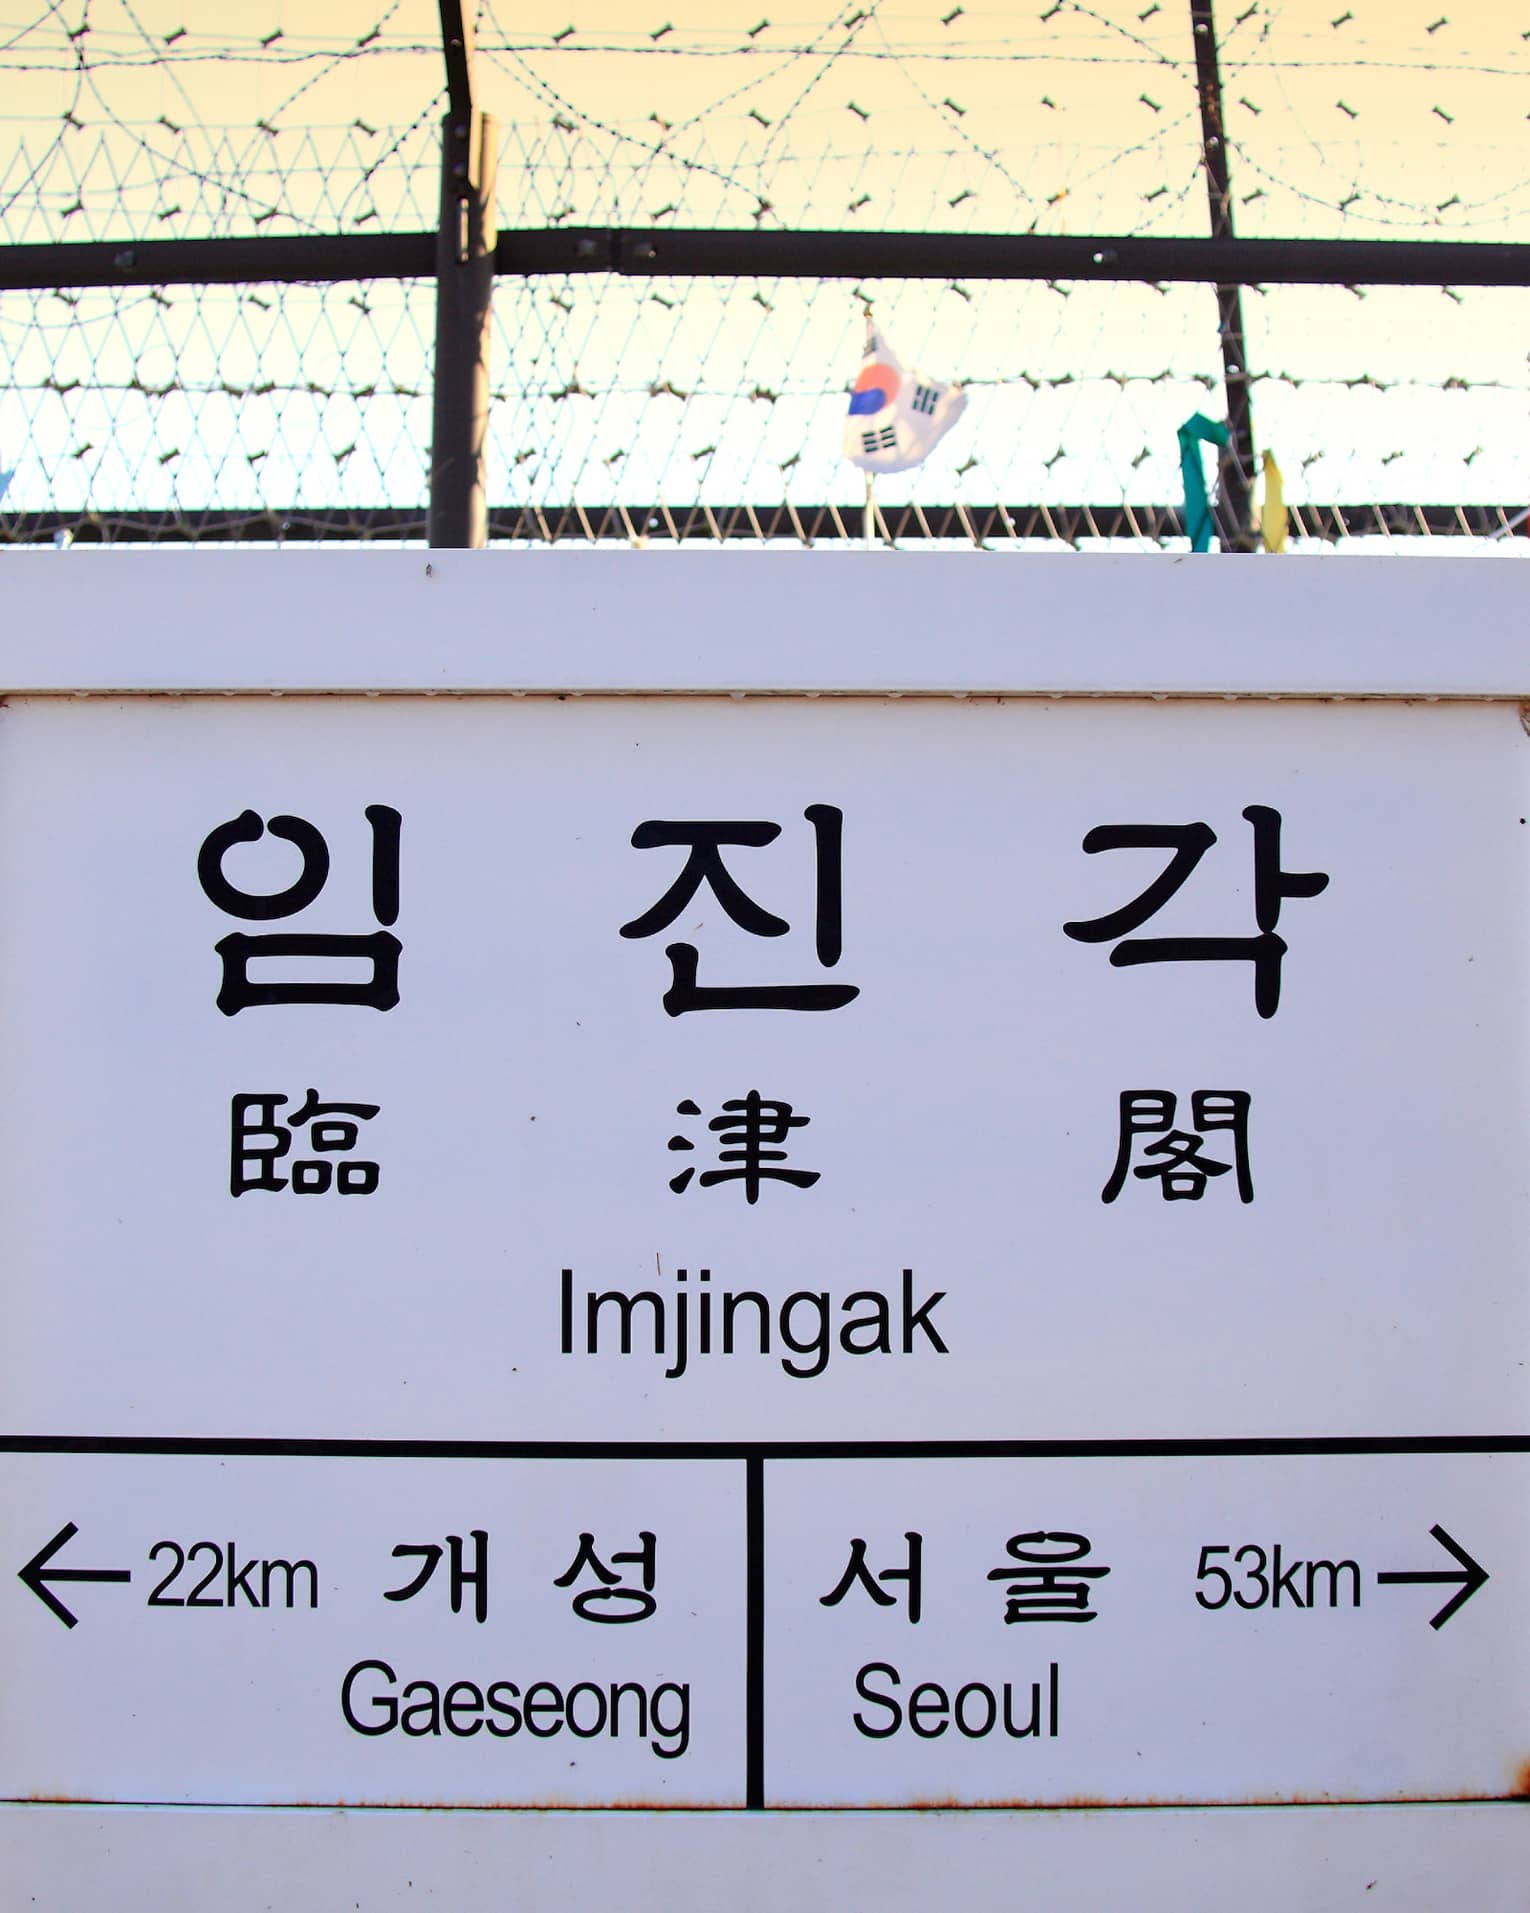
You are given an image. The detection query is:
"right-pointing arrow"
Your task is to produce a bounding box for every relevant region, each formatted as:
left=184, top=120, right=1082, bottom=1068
left=18, top=1521, right=133, bottom=1629
left=1376, top=1523, right=1489, bottom=1630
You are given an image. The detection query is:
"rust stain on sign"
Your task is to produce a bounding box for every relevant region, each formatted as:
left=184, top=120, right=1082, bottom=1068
left=769, top=1785, right=1530, bottom=1813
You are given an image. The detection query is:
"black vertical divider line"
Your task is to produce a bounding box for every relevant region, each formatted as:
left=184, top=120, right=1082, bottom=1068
left=746, top=1453, right=765, bottom=1809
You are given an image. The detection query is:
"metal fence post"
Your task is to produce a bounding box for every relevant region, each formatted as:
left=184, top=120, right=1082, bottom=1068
left=1190, top=0, right=1256, bottom=552
left=429, top=3, right=496, bottom=550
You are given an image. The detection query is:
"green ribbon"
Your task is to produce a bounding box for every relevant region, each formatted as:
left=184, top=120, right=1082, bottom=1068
left=1178, top=411, right=1230, bottom=553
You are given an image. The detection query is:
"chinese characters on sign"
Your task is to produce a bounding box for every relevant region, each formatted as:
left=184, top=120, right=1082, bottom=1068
left=200, top=799, right=1324, bottom=1211
left=230, top=1091, right=381, bottom=1197
left=199, top=791, right=1323, bottom=1209
left=668, top=1093, right=819, bottom=1202
left=1102, top=1091, right=1253, bottom=1204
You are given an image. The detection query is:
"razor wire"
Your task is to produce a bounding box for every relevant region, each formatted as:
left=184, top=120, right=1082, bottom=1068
left=0, top=0, right=1526, bottom=549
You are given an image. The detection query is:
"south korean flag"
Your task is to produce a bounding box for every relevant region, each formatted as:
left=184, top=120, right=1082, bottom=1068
left=841, top=326, right=967, bottom=475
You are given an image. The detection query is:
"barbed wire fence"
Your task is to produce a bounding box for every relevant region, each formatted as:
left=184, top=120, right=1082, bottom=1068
left=0, top=0, right=1526, bottom=551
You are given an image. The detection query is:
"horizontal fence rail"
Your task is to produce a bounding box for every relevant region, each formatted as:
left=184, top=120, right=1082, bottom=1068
left=4, top=231, right=1530, bottom=293
left=4, top=503, right=1524, bottom=548
left=2, top=0, right=1525, bottom=553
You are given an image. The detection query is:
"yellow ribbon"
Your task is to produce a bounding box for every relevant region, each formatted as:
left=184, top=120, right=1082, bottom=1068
left=1261, top=449, right=1288, bottom=553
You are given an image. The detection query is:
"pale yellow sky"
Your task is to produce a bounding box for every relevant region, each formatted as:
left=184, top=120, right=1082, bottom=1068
left=2, top=2, right=1525, bottom=238
left=0, top=2, right=1525, bottom=530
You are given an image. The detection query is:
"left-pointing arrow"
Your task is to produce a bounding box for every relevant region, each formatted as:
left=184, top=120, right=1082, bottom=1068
left=18, top=1522, right=133, bottom=1628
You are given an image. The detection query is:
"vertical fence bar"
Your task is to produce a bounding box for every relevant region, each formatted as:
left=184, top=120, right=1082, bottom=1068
left=1190, top=0, right=1256, bottom=551
left=429, top=3, right=496, bottom=550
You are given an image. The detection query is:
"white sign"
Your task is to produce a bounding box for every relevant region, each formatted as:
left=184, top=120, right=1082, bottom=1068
left=2, top=556, right=1527, bottom=1826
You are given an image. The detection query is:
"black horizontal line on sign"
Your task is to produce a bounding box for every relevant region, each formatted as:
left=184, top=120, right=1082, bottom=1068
left=2, top=1435, right=1526, bottom=1460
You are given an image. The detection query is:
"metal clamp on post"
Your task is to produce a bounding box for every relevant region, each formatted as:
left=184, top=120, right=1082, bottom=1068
left=448, top=112, right=484, bottom=268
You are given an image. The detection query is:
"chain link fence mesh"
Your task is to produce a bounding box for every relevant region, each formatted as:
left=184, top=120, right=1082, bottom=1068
left=1, top=1, right=1526, bottom=548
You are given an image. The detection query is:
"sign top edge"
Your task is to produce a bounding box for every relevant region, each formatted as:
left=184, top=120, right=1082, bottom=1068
left=1, top=550, right=1525, bottom=698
